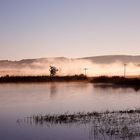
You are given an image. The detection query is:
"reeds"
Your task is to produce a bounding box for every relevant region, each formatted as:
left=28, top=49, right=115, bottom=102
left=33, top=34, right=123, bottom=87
left=22, top=109, right=140, bottom=139
left=31, top=109, right=140, bottom=124
left=32, top=111, right=100, bottom=124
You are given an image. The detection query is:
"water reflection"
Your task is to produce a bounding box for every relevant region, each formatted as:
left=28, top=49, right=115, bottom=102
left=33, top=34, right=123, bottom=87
left=93, top=83, right=140, bottom=92
left=49, top=83, right=57, bottom=99
left=1, top=82, right=140, bottom=140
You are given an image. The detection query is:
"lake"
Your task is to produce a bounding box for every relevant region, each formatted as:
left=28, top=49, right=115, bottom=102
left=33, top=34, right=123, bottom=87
left=0, top=82, right=140, bottom=140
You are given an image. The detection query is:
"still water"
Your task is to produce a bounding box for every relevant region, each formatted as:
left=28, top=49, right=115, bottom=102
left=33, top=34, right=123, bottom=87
left=0, top=82, right=140, bottom=140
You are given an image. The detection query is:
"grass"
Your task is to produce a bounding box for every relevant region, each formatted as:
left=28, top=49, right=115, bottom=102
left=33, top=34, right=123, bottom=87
left=21, top=109, right=140, bottom=139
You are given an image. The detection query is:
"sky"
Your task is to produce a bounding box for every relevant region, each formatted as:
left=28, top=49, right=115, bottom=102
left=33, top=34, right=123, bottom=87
left=0, top=0, right=140, bottom=60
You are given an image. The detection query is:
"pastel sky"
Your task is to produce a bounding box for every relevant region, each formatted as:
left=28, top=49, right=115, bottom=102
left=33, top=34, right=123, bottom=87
left=0, top=0, right=140, bottom=60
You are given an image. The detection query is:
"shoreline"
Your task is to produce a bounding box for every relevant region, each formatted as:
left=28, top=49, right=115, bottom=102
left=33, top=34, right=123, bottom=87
left=0, top=75, right=140, bottom=89
left=0, top=75, right=88, bottom=83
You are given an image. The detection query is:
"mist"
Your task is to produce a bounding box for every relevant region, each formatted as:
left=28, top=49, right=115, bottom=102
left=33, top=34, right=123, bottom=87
left=0, top=58, right=140, bottom=77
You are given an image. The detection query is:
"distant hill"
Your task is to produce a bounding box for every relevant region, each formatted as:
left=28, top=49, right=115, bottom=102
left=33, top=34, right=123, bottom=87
left=1, top=55, right=140, bottom=68
left=0, top=57, right=69, bottom=68
left=80, top=55, right=140, bottom=64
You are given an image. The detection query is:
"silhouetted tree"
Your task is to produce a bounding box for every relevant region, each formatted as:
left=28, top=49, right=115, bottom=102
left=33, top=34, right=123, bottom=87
left=49, top=66, right=58, bottom=76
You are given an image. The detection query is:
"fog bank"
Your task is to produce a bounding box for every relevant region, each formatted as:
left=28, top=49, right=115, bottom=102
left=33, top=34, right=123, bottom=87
left=0, top=57, right=140, bottom=77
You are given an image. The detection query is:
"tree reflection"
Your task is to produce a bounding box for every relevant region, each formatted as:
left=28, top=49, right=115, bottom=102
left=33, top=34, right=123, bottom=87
left=49, top=83, right=57, bottom=99
left=93, top=84, right=140, bottom=92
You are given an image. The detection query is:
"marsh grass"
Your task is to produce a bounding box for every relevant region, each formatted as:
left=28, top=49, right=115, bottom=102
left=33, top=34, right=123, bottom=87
left=20, top=109, right=140, bottom=139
